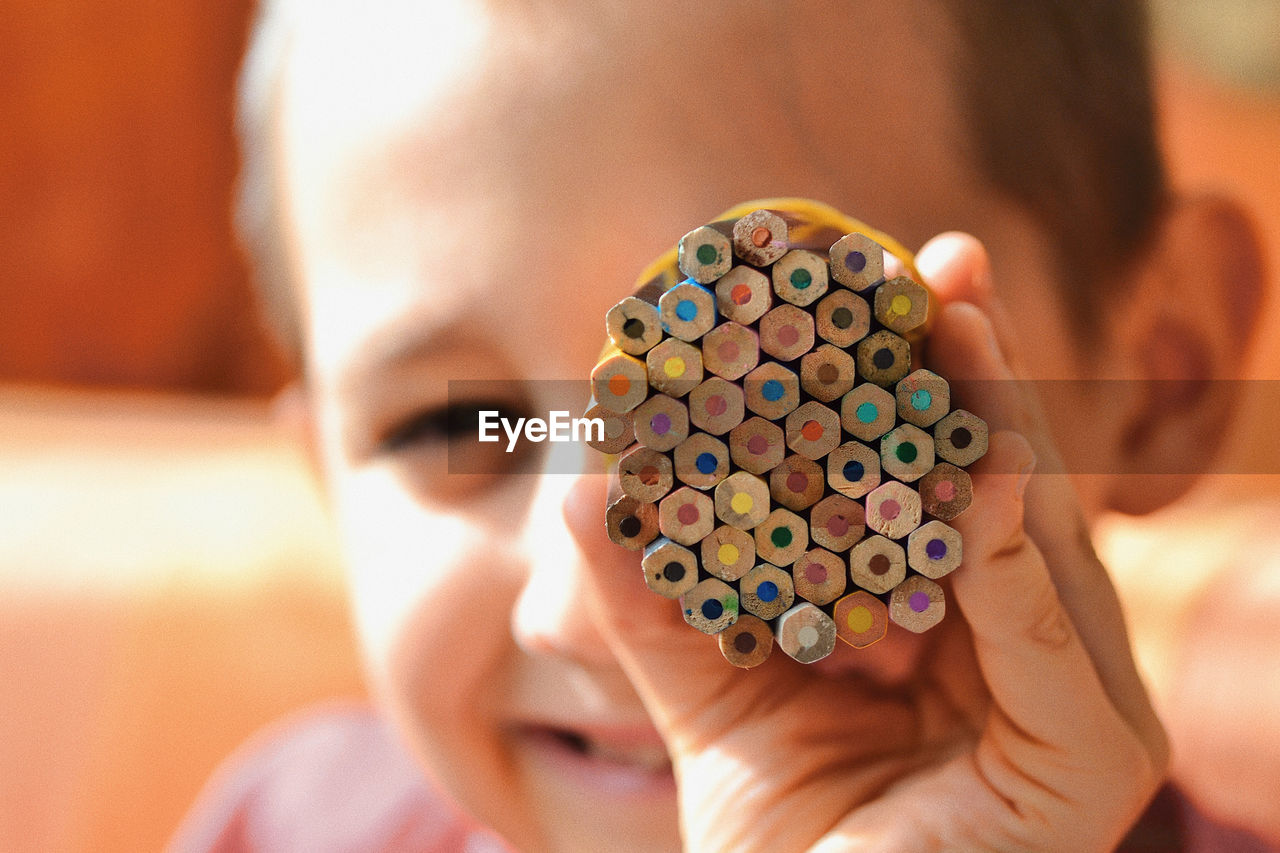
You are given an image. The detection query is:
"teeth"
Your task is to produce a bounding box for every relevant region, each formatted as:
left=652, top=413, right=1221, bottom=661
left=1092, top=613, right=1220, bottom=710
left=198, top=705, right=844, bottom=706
left=542, top=727, right=674, bottom=773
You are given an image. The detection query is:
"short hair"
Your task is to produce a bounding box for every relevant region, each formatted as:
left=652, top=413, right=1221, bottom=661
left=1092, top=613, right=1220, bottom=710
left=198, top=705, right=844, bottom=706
left=235, top=0, right=1167, bottom=359
left=235, top=0, right=301, bottom=360
left=941, top=0, right=1167, bottom=333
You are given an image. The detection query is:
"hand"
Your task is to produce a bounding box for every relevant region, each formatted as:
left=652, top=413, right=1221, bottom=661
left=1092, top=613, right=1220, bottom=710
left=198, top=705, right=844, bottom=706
left=565, top=234, right=1168, bottom=852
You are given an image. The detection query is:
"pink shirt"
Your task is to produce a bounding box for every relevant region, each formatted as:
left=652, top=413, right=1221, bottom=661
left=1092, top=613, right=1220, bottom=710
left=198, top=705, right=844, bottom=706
left=172, top=703, right=1276, bottom=852
left=170, top=704, right=509, bottom=853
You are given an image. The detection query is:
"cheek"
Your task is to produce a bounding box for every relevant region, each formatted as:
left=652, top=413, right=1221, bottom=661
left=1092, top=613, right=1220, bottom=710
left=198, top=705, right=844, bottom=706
left=330, top=462, right=518, bottom=729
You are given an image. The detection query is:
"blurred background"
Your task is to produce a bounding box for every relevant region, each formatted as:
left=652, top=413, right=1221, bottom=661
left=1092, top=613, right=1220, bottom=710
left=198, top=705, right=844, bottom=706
left=0, top=2, right=1276, bottom=850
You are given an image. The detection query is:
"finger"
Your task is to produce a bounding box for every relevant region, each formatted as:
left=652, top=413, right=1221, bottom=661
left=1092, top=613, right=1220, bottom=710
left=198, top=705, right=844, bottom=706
left=928, top=300, right=1168, bottom=768
left=915, top=232, right=1031, bottom=381
left=915, top=231, right=994, bottom=308
left=918, top=237, right=1164, bottom=761
left=915, top=235, right=1062, bottom=472
left=951, top=430, right=1162, bottom=842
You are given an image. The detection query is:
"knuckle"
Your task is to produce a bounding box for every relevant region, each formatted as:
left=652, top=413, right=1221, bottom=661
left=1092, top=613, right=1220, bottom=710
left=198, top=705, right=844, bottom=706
left=988, top=525, right=1032, bottom=565
left=981, top=525, right=1074, bottom=651
left=1019, top=576, right=1073, bottom=651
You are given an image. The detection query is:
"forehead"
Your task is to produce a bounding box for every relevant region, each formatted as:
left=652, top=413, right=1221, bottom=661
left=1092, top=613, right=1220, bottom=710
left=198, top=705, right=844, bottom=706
left=278, top=0, right=994, bottom=379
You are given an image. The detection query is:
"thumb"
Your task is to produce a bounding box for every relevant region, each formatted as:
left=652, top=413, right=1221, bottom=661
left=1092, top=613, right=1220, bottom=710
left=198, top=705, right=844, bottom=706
left=914, top=231, right=994, bottom=310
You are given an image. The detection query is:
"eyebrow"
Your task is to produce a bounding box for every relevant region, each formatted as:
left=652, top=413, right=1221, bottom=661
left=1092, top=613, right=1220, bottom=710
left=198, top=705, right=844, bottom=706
left=335, top=300, right=472, bottom=399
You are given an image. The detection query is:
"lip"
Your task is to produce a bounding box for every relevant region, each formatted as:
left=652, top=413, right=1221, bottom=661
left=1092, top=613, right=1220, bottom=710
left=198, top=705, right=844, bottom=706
left=513, top=721, right=676, bottom=799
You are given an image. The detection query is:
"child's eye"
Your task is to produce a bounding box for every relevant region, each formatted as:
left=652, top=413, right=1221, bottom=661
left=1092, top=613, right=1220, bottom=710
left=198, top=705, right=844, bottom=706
left=377, top=399, right=541, bottom=496
left=380, top=400, right=527, bottom=452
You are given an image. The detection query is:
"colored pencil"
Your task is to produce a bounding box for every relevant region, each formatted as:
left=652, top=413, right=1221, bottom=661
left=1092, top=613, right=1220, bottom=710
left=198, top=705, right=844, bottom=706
left=617, top=445, right=674, bottom=503
left=606, top=495, right=660, bottom=551
left=754, top=507, right=809, bottom=566
left=713, top=470, right=771, bottom=530
left=583, top=403, right=635, bottom=454
left=934, top=409, right=989, bottom=467
left=701, top=525, right=756, bottom=582
left=740, top=562, right=796, bottom=620
left=775, top=602, right=837, bottom=663
left=800, top=343, right=857, bottom=402
left=873, top=275, right=930, bottom=335
left=894, top=369, right=950, bottom=428
left=771, top=249, right=830, bottom=307
left=714, top=265, right=772, bottom=325
left=907, top=520, right=963, bottom=579
left=849, top=534, right=907, bottom=594
left=681, top=578, right=740, bottom=634
left=784, top=401, right=841, bottom=460
left=759, top=304, right=817, bottom=362
left=641, top=537, right=700, bottom=598
left=792, top=547, right=847, bottom=606
left=828, top=231, right=886, bottom=291
left=826, top=439, right=881, bottom=499
left=677, top=224, right=733, bottom=284
left=701, top=322, right=760, bottom=381
left=768, top=453, right=825, bottom=511
left=864, top=480, right=923, bottom=539
left=672, top=431, right=730, bottom=490
left=588, top=204, right=994, bottom=662
left=808, top=494, right=865, bottom=553
left=833, top=590, right=889, bottom=649
left=659, top=281, right=717, bottom=342
left=731, top=208, right=789, bottom=266
left=718, top=613, right=774, bottom=668
left=743, top=362, right=800, bottom=421
left=919, top=462, right=973, bottom=521
left=728, top=416, right=786, bottom=475
left=606, top=295, right=664, bottom=356
left=592, top=351, right=649, bottom=413
left=814, top=288, right=870, bottom=349
left=657, top=486, right=715, bottom=546
left=632, top=393, right=690, bottom=452
left=880, top=422, right=935, bottom=482
left=688, top=376, right=746, bottom=435
left=855, top=329, right=911, bottom=386
left=645, top=337, right=703, bottom=397
left=889, top=575, right=946, bottom=633
left=839, top=381, right=897, bottom=442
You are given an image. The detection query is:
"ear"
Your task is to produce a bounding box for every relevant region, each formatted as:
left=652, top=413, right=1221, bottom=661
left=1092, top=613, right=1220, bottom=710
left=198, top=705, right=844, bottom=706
left=1103, top=194, right=1264, bottom=515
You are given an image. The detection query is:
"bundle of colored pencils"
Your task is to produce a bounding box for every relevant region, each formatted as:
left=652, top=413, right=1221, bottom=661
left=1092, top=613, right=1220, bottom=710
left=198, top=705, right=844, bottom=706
left=588, top=200, right=987, bottom=667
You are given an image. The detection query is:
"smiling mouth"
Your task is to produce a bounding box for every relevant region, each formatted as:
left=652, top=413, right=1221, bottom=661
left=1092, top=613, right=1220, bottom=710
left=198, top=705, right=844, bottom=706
left=532, top=726, right=673, bottom=774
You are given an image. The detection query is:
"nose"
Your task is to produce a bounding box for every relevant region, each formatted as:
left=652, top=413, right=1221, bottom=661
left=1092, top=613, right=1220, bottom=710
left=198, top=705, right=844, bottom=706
left=509, top=444, right=621, bottom=668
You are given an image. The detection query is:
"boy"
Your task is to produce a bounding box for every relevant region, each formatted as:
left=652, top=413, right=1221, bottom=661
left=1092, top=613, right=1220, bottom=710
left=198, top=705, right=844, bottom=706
left=177, top=0, right=1270, bottom=850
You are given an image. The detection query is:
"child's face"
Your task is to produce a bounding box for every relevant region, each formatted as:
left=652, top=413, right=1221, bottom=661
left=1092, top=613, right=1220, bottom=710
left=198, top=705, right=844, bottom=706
left=279, top=2, right=1100, bottom=850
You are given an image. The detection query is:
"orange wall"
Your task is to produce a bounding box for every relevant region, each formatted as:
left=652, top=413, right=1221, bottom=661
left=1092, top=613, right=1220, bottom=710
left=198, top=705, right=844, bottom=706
left=0, top=0, right=289, bottom=394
